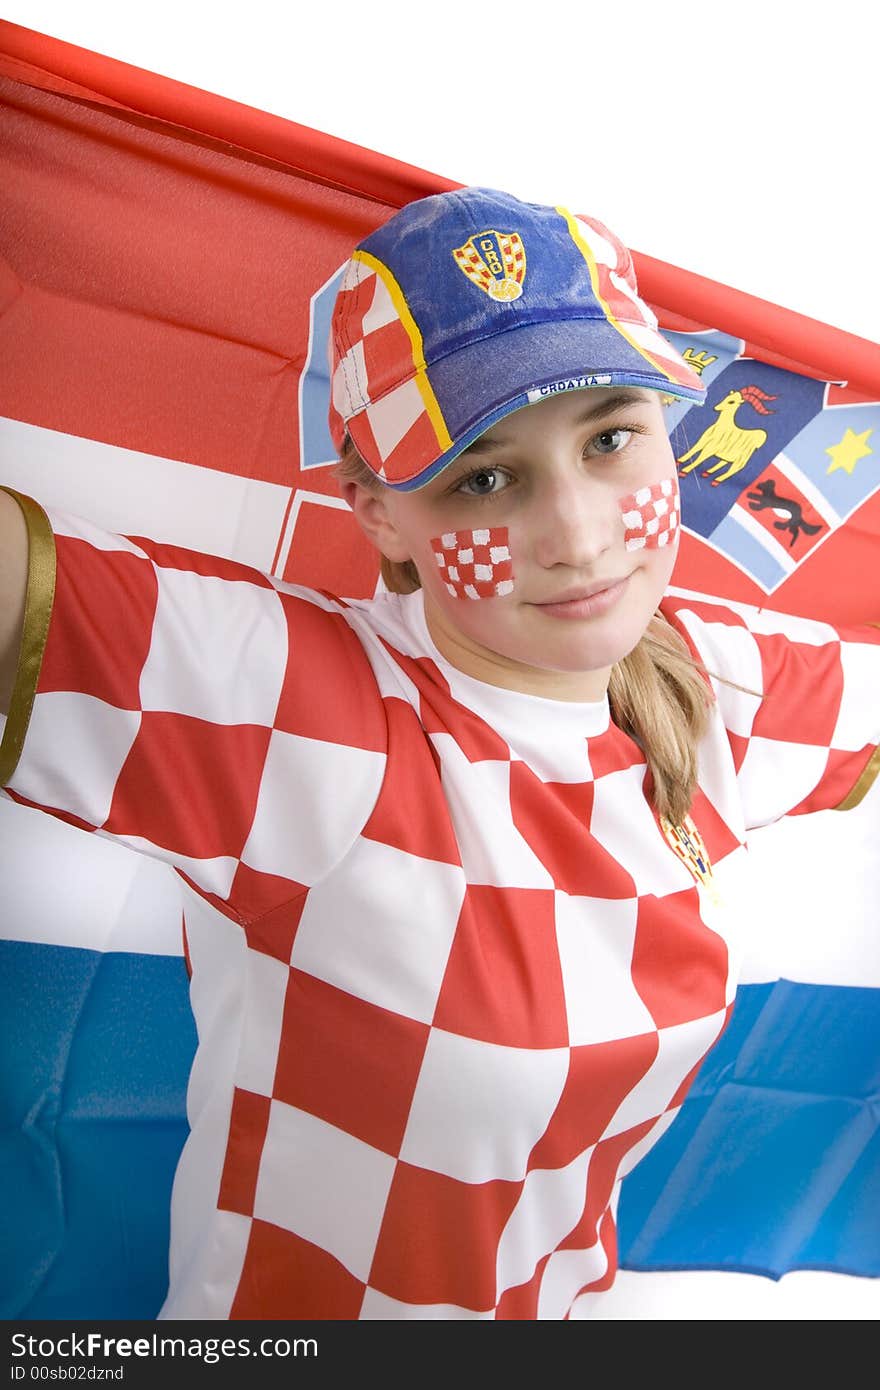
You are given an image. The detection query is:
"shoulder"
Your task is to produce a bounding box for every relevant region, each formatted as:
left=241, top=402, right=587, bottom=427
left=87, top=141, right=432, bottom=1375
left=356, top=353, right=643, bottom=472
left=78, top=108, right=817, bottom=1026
left=659, top=591, right=842, bottom=670
left=658, top=593, right=760, bottom=682
left=660, top=590, right=841, bottom=638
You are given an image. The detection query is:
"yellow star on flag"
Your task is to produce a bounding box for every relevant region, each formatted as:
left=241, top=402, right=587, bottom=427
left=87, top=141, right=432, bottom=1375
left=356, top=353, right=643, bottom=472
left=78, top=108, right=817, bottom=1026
left=825, top=427, right=873, bottom=475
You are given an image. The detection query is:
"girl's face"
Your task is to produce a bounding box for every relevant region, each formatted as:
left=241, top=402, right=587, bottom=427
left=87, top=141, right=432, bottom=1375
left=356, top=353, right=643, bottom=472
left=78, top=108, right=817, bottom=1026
left=349, top=386, right=680, bottom=701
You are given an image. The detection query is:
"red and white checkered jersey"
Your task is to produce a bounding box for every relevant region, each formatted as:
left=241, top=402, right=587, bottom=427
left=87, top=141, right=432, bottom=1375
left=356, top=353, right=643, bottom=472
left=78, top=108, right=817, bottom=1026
left=3, top=499, right=879, bottom=1320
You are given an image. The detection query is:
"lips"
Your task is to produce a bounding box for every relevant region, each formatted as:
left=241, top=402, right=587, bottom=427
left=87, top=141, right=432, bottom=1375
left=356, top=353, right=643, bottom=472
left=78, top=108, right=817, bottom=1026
left=529, top=574, right=631, bottom=621
left=535, top=578, right=627, bottom=605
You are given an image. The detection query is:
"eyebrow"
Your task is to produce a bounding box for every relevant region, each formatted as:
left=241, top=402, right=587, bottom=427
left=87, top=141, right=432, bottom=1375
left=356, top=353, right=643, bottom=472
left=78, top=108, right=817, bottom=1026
left=461, top=390, right=656, bottom=455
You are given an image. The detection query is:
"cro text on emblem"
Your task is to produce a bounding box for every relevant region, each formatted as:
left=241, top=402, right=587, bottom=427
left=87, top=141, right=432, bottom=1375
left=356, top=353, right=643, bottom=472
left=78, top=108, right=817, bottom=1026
left=479, top=237, right=504, bottom=277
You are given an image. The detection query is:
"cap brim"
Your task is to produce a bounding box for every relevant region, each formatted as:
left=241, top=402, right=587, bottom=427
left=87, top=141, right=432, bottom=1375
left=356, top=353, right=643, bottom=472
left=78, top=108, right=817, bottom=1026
left=370, top=313, right=705, bottom=490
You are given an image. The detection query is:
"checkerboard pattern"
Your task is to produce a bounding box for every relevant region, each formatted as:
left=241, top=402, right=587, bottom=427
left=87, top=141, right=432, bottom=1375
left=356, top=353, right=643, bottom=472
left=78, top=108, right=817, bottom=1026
left=328, top=252, right=449, bottom=485
left=663, top=594, right=880, bottom=826
left=571, top=213, right=698, bottom=391
left=5, top=500, right=878, bottom=1319
left=620, top=478, right=680, bottom=550
left=326, top=203, right=706, bottom=492
left=431, top=527, right=514, bottom=600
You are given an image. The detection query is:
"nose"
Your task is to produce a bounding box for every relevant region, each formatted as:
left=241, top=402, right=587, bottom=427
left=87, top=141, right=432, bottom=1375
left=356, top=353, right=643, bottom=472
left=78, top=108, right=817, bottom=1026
left=529, top=471, right=618, bottom=571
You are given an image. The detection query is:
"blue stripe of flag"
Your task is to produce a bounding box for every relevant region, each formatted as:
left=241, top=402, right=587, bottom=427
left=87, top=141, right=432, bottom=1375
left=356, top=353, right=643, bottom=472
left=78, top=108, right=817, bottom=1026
left=2, top=941, right=877, bottom=1317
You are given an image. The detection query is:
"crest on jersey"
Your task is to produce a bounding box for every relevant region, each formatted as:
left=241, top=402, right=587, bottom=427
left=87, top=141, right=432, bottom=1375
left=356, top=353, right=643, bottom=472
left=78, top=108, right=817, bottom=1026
left=453, top=230, right=526, bottom=301
left=661, top=814, right=719, bottom=904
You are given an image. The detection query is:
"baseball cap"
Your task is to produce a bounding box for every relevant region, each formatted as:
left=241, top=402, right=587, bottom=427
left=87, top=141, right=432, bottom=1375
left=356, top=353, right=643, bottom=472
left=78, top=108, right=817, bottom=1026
left=328, top=187, right=706, bottom=491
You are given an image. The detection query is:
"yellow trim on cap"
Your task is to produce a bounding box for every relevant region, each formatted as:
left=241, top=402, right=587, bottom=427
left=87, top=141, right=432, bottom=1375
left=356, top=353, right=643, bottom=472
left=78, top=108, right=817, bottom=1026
left=557, top=206, right=678, bottom=386
left=0, top=488, right=56, bottom=787
left=353, top=248, right=453, bottom=452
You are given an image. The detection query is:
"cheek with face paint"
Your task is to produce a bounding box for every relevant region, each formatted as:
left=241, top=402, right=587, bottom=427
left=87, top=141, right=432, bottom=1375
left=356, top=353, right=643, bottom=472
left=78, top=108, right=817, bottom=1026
left=618, top=477, right=680, bottom=551
left=430, top=526, right=515, bottom=600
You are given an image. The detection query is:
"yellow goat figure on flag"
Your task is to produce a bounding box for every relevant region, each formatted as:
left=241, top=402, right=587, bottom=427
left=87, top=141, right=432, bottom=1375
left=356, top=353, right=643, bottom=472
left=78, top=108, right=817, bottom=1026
left=678, top=385, right=777, bottom=485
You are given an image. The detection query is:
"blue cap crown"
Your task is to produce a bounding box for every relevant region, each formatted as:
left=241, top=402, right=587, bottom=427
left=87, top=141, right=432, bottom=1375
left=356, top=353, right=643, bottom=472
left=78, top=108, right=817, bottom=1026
left=329, top=188, right=705, bottom=488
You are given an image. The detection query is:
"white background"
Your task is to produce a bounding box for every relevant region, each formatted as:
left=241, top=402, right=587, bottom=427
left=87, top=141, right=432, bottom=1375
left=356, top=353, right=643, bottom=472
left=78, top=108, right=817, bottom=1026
left=2, top=0, right=879, bottom=1320
left=3, top=0, right=879, bottom=343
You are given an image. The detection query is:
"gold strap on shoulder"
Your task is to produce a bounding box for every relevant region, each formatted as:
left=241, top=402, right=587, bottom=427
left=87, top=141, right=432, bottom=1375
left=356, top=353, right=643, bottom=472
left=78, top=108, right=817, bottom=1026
left=834, top=620, right=880, bottom=810
left=0, top=488, right=56, bottom=787
left=835, top=744, right=880, bottom=811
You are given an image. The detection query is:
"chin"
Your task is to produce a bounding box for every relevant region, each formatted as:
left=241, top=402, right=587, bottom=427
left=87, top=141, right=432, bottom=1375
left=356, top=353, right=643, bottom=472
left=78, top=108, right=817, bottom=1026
left=546, top=645, right=635, bottom=677
left=532, top=611, right=651, bottom=665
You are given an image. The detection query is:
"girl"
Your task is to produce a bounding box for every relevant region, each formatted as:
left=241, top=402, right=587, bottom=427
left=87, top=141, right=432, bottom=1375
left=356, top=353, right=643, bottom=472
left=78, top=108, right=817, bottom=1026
left=0, top=187, right=877, bottom=1320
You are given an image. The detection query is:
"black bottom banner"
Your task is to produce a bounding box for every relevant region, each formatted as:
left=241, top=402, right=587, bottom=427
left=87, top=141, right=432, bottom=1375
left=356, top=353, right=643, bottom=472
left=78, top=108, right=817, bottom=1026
left=3, top=1318, right=559, bottom=1382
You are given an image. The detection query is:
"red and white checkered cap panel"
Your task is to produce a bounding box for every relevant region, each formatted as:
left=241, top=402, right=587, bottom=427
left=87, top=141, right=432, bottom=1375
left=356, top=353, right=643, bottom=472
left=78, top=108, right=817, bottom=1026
left=619, top=478, right=681, bottom=549
left=573, top=215, right=704, bottom=394
left=431, top=527, right=514, bottom=599
left=328, top=255, right=444, bottom=482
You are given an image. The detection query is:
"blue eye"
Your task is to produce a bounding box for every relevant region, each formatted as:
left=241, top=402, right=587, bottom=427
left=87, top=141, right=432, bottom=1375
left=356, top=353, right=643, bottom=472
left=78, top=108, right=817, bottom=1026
left=591, top=428, right=633, bottom=455
left=456, top=467, right=510, bottom=497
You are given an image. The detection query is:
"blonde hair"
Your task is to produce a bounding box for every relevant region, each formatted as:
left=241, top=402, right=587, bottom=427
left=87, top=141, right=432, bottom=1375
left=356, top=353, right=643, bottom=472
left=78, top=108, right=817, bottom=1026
left=335, top=436, right=715, bottom=824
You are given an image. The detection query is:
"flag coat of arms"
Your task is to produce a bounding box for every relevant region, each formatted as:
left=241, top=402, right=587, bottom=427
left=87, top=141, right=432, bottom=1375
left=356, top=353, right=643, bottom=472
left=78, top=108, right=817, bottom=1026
left=0, top=19, right=878, bottom=1319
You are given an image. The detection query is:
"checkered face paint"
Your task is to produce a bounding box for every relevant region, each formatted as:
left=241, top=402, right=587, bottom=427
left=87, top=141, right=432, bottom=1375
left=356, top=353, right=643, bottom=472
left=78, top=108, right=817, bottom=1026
left=430, top=527, right=514, bottom=600
left=619, top=478, right=680, bottom=551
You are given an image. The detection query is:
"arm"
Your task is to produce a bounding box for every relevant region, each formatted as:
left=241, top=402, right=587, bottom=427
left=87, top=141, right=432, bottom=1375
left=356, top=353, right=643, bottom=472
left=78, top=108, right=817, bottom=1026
left=1, top=501, right=387, bottom=907
left=0, top=488, right=28, bottom=715
left=661, top=593, right=880, bottom=825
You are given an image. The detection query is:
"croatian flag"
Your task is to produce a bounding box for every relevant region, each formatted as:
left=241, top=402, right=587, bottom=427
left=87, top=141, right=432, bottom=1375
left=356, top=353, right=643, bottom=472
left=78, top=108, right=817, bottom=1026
left=1, top=20, right=878, bottom=1321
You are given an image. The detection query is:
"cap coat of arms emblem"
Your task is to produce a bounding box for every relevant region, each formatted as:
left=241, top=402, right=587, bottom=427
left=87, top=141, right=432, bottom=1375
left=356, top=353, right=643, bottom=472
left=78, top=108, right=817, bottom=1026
left=453, top=229, right=526, bottom=301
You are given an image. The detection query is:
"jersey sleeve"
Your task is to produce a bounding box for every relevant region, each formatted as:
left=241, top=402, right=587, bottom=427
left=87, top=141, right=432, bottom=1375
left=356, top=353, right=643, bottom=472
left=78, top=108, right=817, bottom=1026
left=660, top=592, right=880, bottom=831
left=0, top=490, right=388, bottom=918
